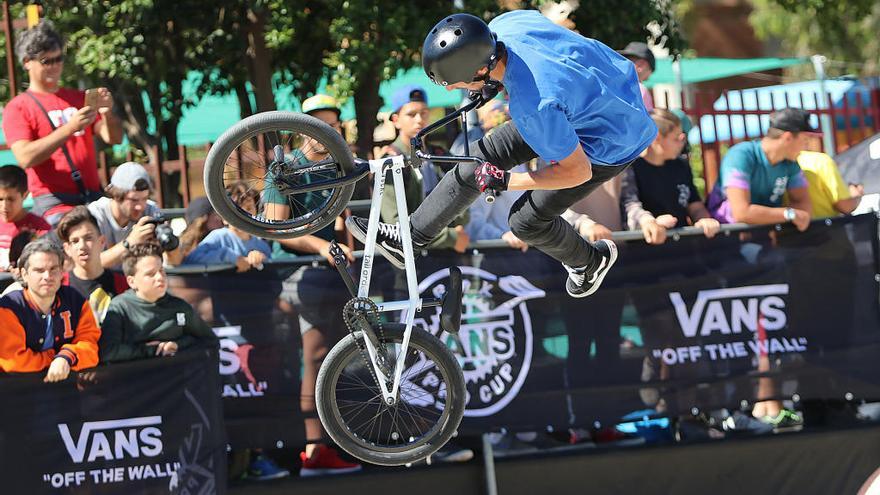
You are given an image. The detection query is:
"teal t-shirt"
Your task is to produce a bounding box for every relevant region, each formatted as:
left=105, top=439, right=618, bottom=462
left=262, top=148, right=335, bottom=242
left=707, top=140, right=808, bottom=223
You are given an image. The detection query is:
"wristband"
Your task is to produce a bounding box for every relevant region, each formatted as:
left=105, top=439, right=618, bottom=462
left=783, top=208, right=796, bottom=222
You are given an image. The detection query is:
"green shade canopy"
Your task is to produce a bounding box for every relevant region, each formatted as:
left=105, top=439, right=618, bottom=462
left=645, top=57, right=809, bottom=88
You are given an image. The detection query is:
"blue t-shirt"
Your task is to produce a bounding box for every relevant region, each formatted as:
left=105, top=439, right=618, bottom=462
left=183, top=228, right=272, bottom=265
left=707, top=140, right=808, bottom=223
left=489, top=10, right=657, bottom=165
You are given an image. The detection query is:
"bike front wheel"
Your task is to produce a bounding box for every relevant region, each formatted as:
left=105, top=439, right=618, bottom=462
left=204, top=111, right=356, bottom=240
left=316, top=324, right=466, bottom=466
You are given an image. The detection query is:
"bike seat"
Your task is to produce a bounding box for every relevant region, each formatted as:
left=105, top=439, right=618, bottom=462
left=440, top=266, right=463, bottom=335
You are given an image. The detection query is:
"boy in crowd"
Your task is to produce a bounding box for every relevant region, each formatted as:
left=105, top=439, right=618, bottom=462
left=0, top=166, right=50, bottom=269
left=56, top=206, right=128, bottom=323
left=622, top=109, right=720, bottom=239
left=99, top=243, right=216, bottom=363
left=184, top=182, right=270, bottom=271
left=0, top=239, right=100, bottom=381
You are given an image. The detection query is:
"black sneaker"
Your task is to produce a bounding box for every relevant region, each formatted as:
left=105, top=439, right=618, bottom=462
left=345, top=216, right=406, bottom=269
left=564, top=239, right=618, bottom=298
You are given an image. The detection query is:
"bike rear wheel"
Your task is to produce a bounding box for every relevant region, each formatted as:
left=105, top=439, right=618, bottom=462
left=316, top=324, right=466, bottom=466
left=204, top=111, right=355, bottom=240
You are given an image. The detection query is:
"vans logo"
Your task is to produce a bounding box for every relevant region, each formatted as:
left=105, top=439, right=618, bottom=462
left=58, top=416, right=163, bottom=463
left=670, top=284, right=788, bottom=338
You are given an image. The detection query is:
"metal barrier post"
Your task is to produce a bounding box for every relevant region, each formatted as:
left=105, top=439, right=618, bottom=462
left=482, top=433, right=498, bottom=495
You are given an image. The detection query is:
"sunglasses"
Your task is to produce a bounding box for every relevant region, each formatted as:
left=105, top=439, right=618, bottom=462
left=37, top=54, right=65, bottom=66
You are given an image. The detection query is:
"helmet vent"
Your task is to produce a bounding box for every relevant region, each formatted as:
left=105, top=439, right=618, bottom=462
left=440, top=40, right=447, bottom=48
left=454, top=29, right=462, bottom=36
left=446, top=17, right=453, bottom=22
left=432, top=28, right=437, bottom=34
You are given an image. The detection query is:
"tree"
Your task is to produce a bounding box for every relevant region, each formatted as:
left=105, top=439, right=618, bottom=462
left=749, top=0, right=880, bottom=76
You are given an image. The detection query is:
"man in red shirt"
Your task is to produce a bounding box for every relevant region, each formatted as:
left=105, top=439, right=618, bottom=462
left=2, top=21, right=122, bottom=225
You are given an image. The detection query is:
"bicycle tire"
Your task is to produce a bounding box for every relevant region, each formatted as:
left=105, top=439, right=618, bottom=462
left=316, top=324, right=466, bottom=466
left=204, top=111, right=356, bottom=240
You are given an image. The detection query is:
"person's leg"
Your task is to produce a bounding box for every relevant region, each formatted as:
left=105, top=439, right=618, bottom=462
left=410, top=121, right=538, bottom=246
left=300, top=324, right=328, bottom=458
left=508, top=164, right=629, bottom=271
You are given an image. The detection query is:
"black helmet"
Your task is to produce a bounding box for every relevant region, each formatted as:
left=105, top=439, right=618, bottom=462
left=422, top=13, right=498, bottom=86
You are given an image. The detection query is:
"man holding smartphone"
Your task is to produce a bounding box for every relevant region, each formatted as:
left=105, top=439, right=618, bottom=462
left=2, top=20, right=123, bottom=225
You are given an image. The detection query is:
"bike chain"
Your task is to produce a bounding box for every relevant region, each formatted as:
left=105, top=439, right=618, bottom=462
left=342, top=297, right=392, bottom=388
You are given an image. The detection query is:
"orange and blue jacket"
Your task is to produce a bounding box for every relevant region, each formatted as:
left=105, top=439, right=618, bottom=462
left=0, top=286, right=100, bottom=373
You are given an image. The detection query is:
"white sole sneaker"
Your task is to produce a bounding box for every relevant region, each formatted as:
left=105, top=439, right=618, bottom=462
left=567, top=239, right=618, bottom=298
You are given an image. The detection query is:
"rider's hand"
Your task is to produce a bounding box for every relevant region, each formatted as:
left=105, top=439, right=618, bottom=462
left=65, top=106, right=97, bottom=133
left=640, top=217, right=667, bottom=245
left=579, top=223, right=613, bottom=243
left=501, top=231, right=528, bottom=252
left=126, top=216, right=157, bottom=246
left=694, top=217, right=721, bottom=238
left=453, top=226, right=470, bottom=253
left=95, top=87, right=114, bottom=114
left=475, top=162, right=509, bottom=194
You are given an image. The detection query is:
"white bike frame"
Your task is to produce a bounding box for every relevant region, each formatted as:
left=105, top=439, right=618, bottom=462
left=357, top=154, right=424, bottom=406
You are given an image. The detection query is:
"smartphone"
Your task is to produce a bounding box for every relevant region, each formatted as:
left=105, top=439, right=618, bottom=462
left=84, top=88, right=100, bottom=109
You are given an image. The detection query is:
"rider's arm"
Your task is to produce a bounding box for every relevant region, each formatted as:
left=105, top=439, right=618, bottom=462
left=507, top=144, right=592, bottom=191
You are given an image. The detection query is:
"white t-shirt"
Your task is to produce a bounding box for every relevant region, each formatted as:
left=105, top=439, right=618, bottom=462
left=87, top=196, right=161, bottom=246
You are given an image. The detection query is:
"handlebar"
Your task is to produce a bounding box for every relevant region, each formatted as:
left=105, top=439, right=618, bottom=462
left=411, top=82, right=503, bottom=204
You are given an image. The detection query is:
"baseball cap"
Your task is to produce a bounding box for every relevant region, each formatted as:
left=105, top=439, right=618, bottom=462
left=390, top=84, right=428, bottom=113
left=184, top=196, right=214, bottom=224
left=301, top=94, right=341, bottom=116
left=769, top=108, right=822, bottom=135
left=110, top=161, right=152, bottom=192
left=618, top=42, right=656, bottom=72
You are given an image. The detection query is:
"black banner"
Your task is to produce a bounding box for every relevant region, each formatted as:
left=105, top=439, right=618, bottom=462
left=0, top=348, right=227, bottom=494
left=169, top=214, right=880, bottom=445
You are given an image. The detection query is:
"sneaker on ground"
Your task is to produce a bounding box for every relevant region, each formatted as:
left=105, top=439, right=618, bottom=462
left=564, top=239, right=618, bottom=298
left=761, top=409, right=804, bottom=431
left=247, top=454, right=290, bottom=481
left=300, top=445, right=362, bottom=477
left=346, top=216, right=406, bottom=269
left=722, top=411, right=774, bottom=435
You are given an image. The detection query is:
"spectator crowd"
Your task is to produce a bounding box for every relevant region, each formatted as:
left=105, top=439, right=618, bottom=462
left=0, top=17, right=868, bottom=485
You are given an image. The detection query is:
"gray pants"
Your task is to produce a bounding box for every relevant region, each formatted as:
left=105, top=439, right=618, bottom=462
left=410, top=121, right=630, bottom=272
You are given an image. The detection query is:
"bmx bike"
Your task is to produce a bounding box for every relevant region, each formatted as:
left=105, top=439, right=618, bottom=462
left=203, top=87, right=500, bottom=465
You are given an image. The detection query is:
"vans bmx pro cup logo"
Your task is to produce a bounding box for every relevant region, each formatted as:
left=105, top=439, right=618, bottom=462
left=410, top=266, right=545, bottom=417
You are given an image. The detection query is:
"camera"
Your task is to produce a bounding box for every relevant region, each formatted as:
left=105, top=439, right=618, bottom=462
left=143, top=215, right=179, bottom=251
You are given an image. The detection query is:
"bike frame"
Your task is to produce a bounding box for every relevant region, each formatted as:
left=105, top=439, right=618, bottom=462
left=356, top=154, right=424, bottom=406
left=332, top=90, right=496, bottom=405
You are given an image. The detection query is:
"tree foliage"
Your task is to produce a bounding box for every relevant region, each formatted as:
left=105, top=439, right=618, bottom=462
left=749, top=0, right=880, bottom=76
left=1, top=0, right=685, bottom=165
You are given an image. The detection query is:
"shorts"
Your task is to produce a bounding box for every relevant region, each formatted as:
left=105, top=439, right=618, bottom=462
left=280, top=265, right=350, bottom=335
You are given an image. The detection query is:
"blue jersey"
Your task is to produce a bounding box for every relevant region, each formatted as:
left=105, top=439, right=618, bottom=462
left=489, top=10, right=657, bottom=165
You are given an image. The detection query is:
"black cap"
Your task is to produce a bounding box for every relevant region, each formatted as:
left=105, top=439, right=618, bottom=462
left=769, top=108, right=822, bottom=135
left=618, top=42, right=656, bottom=72
left=185, top=197, right=214, bottom=224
